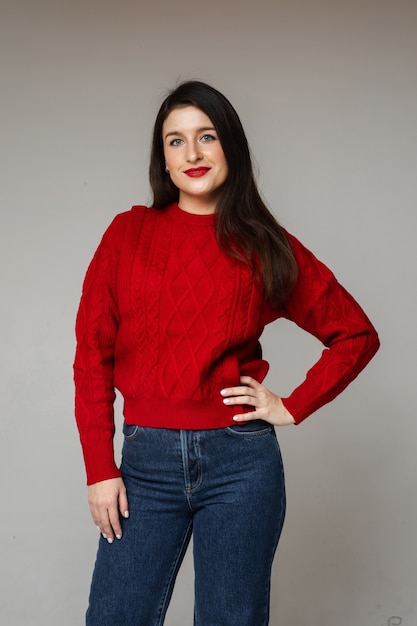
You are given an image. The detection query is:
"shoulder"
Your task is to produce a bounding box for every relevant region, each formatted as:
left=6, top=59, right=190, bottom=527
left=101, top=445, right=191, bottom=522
left=128, top=205, right=168, bottom=225
left=105, top=205, right=156, bottom=235
left=113, top=204, right=148, bottom=225
left=283, top=228, right=316, bottom=260
left=100, top=205, right=173, bottom=248
left=283, top=229, right=335, bottom=281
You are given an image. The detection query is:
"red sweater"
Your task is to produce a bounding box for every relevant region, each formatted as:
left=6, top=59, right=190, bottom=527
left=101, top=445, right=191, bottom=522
left=74, top=203, right=379, bottom=484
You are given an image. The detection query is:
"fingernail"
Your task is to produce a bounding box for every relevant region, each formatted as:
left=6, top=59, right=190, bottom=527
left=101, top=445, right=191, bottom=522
left=220, top=389, right=228, bottom=396
left=116, top=534, right=122, bottom=540
left=124, top=510, right=129, bottom=519
left=102, top=532, right=107, bottom=539
left=223, top=398, right=231, bottom=404
left=233, top=416, right=240, bottom=421
left=107, top=537, right=113, bottom=544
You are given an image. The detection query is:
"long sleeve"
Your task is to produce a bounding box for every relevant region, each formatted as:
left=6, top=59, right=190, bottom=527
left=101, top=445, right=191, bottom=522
left=74, top=205, right=380, bottom=483
left=278, top=233, right=380, bottom=423
left=73, top=214, right=126, bottom=485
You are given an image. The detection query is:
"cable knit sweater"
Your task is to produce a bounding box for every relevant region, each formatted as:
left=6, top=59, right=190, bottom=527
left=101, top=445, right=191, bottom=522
left=74, top=203, right=379, bottom=484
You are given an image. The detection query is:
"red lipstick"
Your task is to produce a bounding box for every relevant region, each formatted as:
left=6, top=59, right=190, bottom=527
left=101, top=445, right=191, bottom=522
left=184, top=167, right=210, bottom=177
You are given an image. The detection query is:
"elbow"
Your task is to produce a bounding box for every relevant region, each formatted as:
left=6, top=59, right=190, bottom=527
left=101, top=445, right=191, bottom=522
left=369, top=327, right=380, bottom=359
left=359, top=324, right=380, bottom=368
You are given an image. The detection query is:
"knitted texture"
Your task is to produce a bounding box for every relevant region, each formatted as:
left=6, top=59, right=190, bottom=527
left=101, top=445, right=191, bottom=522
left=74, top=204, right=379, bottom=484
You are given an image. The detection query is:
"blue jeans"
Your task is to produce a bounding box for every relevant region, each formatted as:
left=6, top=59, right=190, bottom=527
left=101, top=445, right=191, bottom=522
left=86, top=421, right=286, bottom=626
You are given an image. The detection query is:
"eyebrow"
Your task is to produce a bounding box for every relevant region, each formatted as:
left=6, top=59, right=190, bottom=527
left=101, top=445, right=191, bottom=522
left=164, top=126, right=216, bottom=140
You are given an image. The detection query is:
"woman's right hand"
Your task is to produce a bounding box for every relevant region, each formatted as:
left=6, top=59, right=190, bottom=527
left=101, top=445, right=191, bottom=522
left=88, top=477, right=129, bottom=543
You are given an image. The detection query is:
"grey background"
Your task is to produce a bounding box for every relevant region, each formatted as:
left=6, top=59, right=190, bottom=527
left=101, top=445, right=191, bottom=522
left=1, top=0, right=416, bottom=624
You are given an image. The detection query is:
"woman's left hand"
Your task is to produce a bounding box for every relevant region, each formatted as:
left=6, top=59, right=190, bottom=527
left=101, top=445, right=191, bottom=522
left=221, top=376, right=295, bottom=426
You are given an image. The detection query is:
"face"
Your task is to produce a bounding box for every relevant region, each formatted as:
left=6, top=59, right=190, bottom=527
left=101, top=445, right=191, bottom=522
left=162, top=106, right=228, bottom=214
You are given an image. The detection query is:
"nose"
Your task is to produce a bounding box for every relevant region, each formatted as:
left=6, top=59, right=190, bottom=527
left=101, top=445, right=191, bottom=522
left=186, top=140, right=202, bottom=163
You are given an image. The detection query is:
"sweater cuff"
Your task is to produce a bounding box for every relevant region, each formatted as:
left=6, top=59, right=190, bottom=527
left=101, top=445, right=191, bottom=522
left=82, top=440, right=121, bottom=485
left=280, top=396, right=305, bottom=425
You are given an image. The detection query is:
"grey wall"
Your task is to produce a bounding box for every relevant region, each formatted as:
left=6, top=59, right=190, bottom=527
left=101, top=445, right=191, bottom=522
left=1, top=1, right=416, bottom=624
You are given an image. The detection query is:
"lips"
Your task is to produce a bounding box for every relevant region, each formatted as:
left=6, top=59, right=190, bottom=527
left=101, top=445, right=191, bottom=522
left=184, top=167, right=210, bottom=177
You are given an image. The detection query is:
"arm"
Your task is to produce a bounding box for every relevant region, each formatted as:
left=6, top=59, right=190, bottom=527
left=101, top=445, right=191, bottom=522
left=74, top=214, right=131, bottom=540
left=279, top=233, right=380, bottom=423
left=74, top=215, right=125, bottom=484
left=221, top=233, right=379, bottom=424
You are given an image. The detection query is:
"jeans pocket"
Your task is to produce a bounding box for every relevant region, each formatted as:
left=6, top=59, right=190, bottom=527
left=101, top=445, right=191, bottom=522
left=224, top=419, right=273, bottom=438
left=122, top=422, right=142, bottom=441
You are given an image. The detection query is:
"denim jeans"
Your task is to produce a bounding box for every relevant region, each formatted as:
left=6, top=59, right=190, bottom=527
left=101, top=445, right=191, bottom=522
left=86, top=420, right=286, bottom=626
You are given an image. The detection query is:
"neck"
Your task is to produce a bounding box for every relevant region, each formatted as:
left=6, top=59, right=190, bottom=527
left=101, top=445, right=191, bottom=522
left=178, top=195, right=217, bottom=215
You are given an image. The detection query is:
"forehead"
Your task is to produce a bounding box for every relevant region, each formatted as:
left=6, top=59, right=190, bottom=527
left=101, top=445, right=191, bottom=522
left=162, top=105, right=214, bottom=133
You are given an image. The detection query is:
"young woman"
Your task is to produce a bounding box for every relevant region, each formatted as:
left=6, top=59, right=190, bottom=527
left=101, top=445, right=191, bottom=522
left=74, top=81, right=379, bottom=626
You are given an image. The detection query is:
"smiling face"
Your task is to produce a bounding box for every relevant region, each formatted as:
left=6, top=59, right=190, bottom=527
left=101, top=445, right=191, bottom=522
left=162, top=106, right=229, bottom=214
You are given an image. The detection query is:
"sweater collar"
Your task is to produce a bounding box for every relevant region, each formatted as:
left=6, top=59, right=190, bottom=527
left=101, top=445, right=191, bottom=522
left=166, top=203, right=216, bottom=227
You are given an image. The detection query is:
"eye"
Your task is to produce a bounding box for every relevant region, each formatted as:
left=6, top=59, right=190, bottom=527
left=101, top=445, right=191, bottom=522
left=169, top=138, right=183, bottom=146
left=201, top=134, right=216, bottom=142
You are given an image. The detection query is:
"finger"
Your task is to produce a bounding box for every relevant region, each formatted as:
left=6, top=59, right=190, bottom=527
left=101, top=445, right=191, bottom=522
left=220, top=386, right=258, bottom=400
left=90, top=498, right=117, bottom=543
left=220, top=376, right=264, bottom=399
left=233, top=409, right=261, bottom=422
left=118, top=488, right=129, bottom=522
left=239, top=376, right=263, bottom=390
left=89, top=502, right=106, bottom=533
left=222, top=394, right=260, bottom=407
left=88, top=497, right=109, bottom=535
left=98, top=508, right=116, bottom=543
left=221, top=385, right=247, bottom=397
left=90, top=511, right=102, bottom=532
left=108, top=504, right=123, bottom=541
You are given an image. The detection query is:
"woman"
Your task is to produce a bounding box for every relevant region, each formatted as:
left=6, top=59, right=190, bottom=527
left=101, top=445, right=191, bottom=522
left=74, top=80, right=379, bottom=626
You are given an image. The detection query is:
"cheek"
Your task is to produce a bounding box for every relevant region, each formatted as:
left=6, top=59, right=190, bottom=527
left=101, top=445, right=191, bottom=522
left=219, top=155, right=229, bottom=179
left=164, top=144, right=177, bottom=162
left=215, top=148, right=228, bottom=174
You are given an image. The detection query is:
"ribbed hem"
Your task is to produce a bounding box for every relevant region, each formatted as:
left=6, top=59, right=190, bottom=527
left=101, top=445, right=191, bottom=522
left=123, top=396, right=252, bottom=430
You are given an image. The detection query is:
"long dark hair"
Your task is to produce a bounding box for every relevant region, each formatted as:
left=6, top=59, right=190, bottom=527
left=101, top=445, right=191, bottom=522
left=149, top=80, right=297, bottom=307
